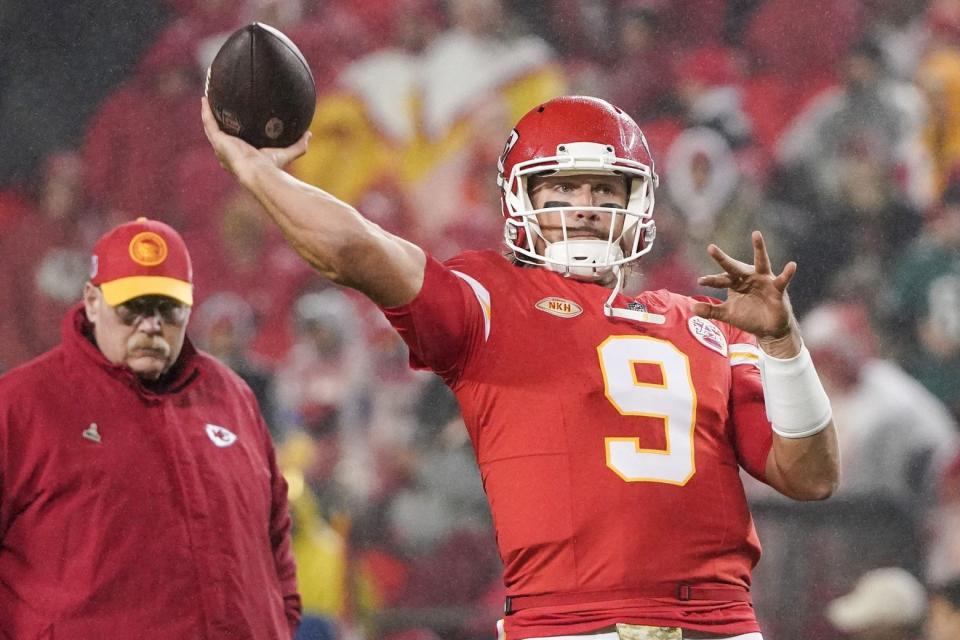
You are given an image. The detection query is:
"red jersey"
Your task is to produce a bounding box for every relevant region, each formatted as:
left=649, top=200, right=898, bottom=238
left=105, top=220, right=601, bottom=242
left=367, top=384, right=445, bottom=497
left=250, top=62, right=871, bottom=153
left=383, top=251, right=774, bottom=638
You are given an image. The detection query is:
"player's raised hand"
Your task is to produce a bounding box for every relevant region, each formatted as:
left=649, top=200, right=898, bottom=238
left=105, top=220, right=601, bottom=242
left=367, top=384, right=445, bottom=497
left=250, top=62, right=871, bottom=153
left=692, top=231, right=801, bottom=353
left=201, top=97, right=310, bottom=179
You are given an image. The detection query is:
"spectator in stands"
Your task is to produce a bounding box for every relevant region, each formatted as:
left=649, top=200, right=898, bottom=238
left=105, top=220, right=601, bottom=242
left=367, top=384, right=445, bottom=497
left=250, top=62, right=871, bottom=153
left=925, top=0, right=960, bottom=61
left=777, top=39, right=929, bottom=211
left=518, top=0, right=617, bottom=71
left=663, top=126, right=788, bottom=282
left=865, top=0, right=929, bottom=81
left=674, top=45, right=754, bottom=150
left=363, top=317, right=432, bottom=453
left=916, top=29, right=960, bottom=199
left=386, top=413, right=490, bottom=559
left=886, top=178, right=960, bottom=420
left=605, top=4, right=672, bottom=121
left=657, top=0, right=728, bottom=49
left=802, top=302, right=958, bottom=513
left=192, top=291, right=280, bottom=436
left=787, top=144, right=923, bottom=314
left=82, top=20, right=206, bottom=222
left=275, top=288, right=370, bottom=439
left=929, top=459, right=960, bottom=590
left=825, top=567, right=927, bottom=640
left=277, top=426, right=349, bottom=640
left=0, top=151, right=102, bottom=369
left=187, top=188, right=314, bottom=364
left=745, top=0, right=864, bottom=88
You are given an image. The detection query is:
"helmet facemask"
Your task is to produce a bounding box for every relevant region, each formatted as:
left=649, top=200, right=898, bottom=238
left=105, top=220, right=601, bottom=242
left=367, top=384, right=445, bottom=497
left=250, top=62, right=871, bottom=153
left=500, top=142, right=658, bottom=282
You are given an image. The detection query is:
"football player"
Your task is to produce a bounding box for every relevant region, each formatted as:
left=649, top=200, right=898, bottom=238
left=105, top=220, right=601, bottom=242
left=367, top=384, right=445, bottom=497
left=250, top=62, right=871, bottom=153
left=202, top=95, right=839, bottom=640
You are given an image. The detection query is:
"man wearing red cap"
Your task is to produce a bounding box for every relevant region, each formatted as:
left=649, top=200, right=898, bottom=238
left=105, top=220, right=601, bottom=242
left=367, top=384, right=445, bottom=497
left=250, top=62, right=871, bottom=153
left=0, top=218, right=301, bottom=639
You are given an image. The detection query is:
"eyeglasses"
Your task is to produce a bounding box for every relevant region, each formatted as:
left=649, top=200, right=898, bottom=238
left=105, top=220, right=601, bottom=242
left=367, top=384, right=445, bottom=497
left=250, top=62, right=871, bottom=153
left=113, top=296, right=189, bottom=327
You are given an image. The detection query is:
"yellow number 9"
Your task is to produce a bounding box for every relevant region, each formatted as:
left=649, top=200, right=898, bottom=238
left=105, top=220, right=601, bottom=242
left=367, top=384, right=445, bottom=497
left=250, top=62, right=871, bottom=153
left=597, top=336, right=698, bottom=485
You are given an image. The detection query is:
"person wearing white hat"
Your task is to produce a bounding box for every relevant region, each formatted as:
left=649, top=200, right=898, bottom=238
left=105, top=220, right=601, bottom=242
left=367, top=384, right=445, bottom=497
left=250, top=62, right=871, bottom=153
left=825, top=567, right=926, bottom=640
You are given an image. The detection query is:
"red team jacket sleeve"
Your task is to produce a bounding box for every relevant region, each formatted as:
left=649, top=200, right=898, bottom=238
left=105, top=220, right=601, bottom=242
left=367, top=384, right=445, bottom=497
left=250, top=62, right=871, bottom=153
left=726, top=329, right=774, bottom=483
left=380, top=254, right=488, bottom=385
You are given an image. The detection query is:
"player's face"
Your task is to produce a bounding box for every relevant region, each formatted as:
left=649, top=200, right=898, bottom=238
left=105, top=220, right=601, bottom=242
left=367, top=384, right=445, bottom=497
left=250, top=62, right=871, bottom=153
left=528, top=173, right=628, bottom=250
left=83, top=284, right=191, bottom=380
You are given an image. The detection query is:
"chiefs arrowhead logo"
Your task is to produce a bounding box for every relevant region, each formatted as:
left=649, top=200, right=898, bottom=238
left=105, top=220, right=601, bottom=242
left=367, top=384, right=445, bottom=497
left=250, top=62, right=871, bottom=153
left=205, top=423, right=238, bottom=448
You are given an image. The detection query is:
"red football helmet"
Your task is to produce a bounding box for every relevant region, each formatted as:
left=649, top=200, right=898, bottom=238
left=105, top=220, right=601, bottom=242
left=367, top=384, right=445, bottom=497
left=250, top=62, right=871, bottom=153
left=497, top=96, right=659, bottom=280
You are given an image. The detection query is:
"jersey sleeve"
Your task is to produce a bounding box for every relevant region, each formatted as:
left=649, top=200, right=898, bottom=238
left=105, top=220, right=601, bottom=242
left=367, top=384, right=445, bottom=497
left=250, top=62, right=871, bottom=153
left=726, top=330, right=773, bottom=483
left=380, top=253, right=490, bottom=385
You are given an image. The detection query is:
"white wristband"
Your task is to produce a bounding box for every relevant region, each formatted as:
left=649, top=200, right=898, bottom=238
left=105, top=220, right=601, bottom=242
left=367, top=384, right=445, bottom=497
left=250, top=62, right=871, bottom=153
left=758, top=343, right=832, bottom=439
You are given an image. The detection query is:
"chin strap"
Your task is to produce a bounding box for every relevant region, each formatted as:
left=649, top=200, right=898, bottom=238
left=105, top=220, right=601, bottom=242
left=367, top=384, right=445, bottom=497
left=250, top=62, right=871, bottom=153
left=544, top=239, right=623, bottom=280
left=603, top=268, right=666, bottom=325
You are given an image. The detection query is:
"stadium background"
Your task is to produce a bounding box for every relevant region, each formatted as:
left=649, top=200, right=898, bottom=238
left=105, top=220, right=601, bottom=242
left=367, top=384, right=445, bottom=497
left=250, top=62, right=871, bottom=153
left=2, top=0, right=960, bottom=638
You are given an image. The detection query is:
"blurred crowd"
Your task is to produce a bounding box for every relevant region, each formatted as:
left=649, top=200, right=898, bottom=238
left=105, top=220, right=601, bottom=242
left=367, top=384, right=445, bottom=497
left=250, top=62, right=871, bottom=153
left=2, top=0, right=960, bottom=638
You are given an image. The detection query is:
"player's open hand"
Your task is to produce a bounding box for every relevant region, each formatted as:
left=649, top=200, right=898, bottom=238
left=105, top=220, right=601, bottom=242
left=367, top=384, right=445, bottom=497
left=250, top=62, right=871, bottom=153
left=201, top=97, right=310, bottom=179
left=692, top=231, right=800, bottom=347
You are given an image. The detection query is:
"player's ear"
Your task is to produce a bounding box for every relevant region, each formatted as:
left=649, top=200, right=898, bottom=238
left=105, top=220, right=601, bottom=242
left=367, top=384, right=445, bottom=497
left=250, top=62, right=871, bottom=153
left=83, top=282, right=100, bottom=323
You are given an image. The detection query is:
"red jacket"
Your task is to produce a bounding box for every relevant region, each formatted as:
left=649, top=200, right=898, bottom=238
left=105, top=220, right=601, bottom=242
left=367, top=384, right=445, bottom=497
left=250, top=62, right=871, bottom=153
left=0, top=306, right=300, bottom=639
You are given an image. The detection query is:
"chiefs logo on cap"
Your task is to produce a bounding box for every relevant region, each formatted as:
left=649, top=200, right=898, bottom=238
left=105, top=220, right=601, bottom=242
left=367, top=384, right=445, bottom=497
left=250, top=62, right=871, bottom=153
left=129, top=232, right=168, bottom=267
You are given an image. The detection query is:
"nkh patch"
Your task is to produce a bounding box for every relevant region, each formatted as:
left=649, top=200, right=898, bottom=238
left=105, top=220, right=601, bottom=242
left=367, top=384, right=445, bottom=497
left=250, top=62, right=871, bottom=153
left=687, top=316, right=727, bottom=356
left=205, top=423, right=238, bottom=447
left=535, top=297, right=583, bottom=318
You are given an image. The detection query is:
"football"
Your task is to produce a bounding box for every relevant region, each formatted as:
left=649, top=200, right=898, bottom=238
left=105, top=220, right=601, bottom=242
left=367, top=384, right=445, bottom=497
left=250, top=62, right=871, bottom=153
left=205, top=22, right=316, bottom=149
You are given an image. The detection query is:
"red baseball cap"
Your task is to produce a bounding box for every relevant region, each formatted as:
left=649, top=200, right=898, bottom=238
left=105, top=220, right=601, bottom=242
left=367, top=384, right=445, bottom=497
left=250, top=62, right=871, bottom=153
left=90, top=217, right=193, bottom=306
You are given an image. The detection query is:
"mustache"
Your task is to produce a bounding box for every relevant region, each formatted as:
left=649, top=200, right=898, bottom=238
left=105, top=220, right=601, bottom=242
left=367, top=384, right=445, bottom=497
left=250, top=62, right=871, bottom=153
left=127, top=338, right=171, bottom=356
